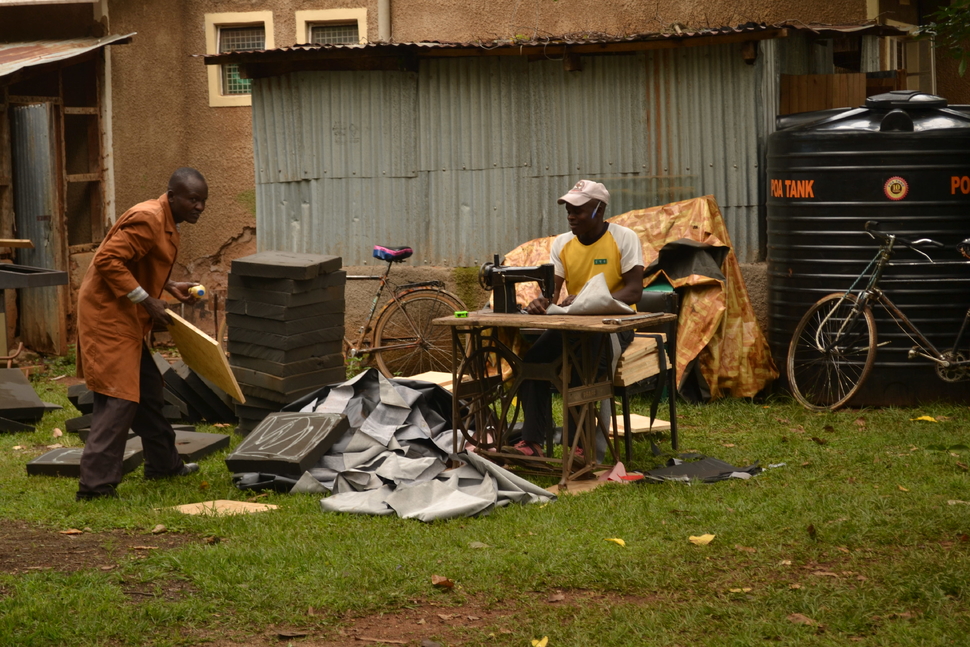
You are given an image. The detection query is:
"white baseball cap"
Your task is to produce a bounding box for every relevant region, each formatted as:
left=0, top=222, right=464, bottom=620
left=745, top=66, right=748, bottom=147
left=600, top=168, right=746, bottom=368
left=558, top=179, right=610, bottom=206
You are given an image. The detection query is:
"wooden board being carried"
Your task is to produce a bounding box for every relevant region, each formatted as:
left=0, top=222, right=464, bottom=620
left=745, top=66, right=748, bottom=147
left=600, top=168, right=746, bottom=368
left=165, top=310, right=245, bottom=404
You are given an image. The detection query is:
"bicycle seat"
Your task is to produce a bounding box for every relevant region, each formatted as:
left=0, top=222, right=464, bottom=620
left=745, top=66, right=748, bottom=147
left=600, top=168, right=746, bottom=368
left=373, top=245, right=413, bottom=263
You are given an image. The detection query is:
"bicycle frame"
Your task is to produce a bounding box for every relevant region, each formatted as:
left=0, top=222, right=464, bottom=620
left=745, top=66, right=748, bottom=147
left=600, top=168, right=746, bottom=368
left=344, top=261, right=451, bottom=358
left=820, top=233, right=970, bottom=371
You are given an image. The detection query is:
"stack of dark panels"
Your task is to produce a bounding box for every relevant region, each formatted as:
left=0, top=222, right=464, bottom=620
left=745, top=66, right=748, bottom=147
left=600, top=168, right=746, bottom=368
left=226, top=251, right=346, bottom=434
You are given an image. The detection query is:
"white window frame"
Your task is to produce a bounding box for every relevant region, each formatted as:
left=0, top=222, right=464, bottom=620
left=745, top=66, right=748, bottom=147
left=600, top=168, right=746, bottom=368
left=205, top=11, right=275, bottom=108
left=295, top=8, right=367, bottom=45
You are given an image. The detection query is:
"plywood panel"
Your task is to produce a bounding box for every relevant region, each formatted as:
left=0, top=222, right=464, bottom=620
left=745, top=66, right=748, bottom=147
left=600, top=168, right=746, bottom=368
left=779, top=73, right=867, bottom=115
left=166, top=310, right=245, bottom=403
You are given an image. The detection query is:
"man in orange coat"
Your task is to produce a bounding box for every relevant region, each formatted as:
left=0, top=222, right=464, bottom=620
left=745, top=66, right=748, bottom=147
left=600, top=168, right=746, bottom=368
left=76, top=168, right=208, bottom=500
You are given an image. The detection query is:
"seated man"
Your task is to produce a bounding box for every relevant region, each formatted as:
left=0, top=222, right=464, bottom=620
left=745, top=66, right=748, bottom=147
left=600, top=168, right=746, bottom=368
left=505, top=180, right=644, bottom=463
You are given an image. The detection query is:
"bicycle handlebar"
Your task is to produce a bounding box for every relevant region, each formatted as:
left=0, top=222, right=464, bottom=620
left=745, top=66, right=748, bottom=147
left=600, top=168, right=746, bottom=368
left=864, top=220, right=945, bottom=250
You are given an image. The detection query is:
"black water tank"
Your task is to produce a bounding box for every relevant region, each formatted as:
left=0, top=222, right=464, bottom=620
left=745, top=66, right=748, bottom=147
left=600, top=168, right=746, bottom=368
left=767, top=91, right=970, bottom=406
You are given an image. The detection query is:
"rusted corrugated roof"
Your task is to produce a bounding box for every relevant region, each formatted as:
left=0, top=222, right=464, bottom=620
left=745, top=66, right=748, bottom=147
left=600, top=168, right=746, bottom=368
left=0, top=33, right=134, bottom=80
left=202, top=22, right=904, bottom=65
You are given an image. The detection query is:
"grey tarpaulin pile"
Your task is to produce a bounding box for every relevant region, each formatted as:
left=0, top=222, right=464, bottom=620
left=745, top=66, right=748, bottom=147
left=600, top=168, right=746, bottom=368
left=243, top=369, right=555, bottom=520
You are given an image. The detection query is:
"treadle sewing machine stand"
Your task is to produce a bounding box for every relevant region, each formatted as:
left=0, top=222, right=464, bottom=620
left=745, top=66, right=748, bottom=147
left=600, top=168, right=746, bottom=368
left=433, top=311, right=676, bottom=489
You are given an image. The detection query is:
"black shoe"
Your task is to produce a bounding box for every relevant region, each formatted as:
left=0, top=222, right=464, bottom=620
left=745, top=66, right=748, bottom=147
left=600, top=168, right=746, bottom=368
left=145, top=463, right=199, bottom=480
left=76, top=489, right=118, bottom=501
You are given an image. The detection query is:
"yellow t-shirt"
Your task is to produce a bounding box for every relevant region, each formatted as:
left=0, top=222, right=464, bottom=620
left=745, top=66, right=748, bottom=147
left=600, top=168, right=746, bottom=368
left=550, top=223, right=643, bottom=296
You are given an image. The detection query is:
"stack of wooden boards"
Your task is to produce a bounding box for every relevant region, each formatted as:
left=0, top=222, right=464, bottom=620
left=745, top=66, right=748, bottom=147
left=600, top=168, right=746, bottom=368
left=613, top=333, right=666, bottom=387
left=0, top=368, right=61, bottom=432
left=226, top=252, right=346, bottom=434
left=26, top=381, right=230, bottom=477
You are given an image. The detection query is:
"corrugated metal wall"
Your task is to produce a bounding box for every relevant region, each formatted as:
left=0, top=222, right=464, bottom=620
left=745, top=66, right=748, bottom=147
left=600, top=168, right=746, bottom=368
left=253, top=43, right=778, bottom=265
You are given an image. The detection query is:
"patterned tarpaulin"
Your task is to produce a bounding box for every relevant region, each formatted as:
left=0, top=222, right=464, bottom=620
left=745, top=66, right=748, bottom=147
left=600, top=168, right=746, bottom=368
left=501, top=195, right=777, bottom=399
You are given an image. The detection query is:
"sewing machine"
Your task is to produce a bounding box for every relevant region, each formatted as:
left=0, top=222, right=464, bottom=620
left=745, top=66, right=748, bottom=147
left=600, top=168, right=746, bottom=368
left=478, top=254, right=555, bottom=313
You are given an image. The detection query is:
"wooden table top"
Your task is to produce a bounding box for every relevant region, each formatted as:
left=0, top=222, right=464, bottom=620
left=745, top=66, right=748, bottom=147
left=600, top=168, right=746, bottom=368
left=433, top=310, right=676, bottom=333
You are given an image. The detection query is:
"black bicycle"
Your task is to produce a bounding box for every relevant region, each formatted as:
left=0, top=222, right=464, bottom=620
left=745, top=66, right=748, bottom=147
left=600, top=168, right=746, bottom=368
left=787, top=221, right=970, bottom=411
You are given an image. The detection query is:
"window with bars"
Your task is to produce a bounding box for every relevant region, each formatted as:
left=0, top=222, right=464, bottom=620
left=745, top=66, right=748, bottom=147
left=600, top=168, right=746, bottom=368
left=309, top=23, right=359, bottom=45
left=219, top=25, right=265, bottom=95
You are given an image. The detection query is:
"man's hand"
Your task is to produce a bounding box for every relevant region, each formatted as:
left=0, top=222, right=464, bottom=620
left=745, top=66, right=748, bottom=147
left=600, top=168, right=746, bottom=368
left=526, top=297, right=551, bottom=315
left=165, top=281, right=200, bottom=304
left=140, top=296, right=173, bottom=327
left=560, top=294, right=577, bottom=307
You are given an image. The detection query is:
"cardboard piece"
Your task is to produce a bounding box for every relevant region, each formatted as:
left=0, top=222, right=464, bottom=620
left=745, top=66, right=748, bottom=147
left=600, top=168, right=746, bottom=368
left=230, top=251, right=341, bottom=280
left=173, top=430, right=230, bottom=462
left=224, top=299, right=345, bottom=321
left=227, top=325, right=344, bottom=351
left=27, top=439, right=144, bottom=477
left=231, top=365, right=344, bottom=393
left=228, top=269, right=346, bottom=294
left=405, top=371, right=454, bottom=391
left=66, top=414, right=92, bottom=433
left=165, top=310, right=245, bottom=404
left=225, top=312, right=343, bottom=336
left=225, top=412, right=349, bottom=477
left=0, top=368, right=49, bottom=421
left=68, top=384, right=94, bottom=414
left=0, top=416, right=34, bottom=433
left=228, top=352, right=343, bottom=378
left=172, top=360, right=237, bottom=422
left=172, top=499, right=278, bottom=516
left=226, top=284, right=344, bottom=308
left=226, top=340, right=342, bottom=364
left=238, top=382, right=321, bottom=405
left=614, top=413, right=672, bottom=436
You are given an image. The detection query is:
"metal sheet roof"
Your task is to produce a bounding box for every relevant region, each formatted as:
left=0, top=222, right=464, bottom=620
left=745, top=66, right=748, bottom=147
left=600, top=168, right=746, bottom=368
left=0, top=33, right=133, bottom=80
left=203, top=22, right=904, bottom=66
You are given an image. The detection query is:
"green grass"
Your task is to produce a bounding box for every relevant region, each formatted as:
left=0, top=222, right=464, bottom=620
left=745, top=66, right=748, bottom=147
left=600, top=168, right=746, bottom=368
left=2, top=377, right=970, bottom=646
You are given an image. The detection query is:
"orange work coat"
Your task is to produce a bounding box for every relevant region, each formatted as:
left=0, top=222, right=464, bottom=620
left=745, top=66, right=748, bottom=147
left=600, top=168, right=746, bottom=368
left=77, top=194, right=180, bottom=402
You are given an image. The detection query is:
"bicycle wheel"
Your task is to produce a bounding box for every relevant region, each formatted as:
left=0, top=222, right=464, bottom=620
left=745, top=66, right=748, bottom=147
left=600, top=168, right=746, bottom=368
left=787, top=292, right=877, bottom=412
left=453, top=345, right=520, bottom=451
left=373, top=289, right=465, bottom=378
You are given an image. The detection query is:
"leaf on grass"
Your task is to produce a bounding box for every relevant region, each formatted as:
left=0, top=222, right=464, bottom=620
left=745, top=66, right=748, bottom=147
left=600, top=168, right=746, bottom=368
left=735, top=544, right=757, bottom=553
left=897, top=485, right=910, bottom=492
left=788, top=613, right=818, bottom=626
left=836, top=546, right=851, bottom=553
left=431, top=574, right=454, bottom=589
left=801, top=461, right=811, bottom=467
left=52, top=428, right=63, bottom=438
left=151, top=524, right=167, bottom=535
left=811, top=437, right=828, bottom=445
left=807, top=524, right=817, bottom=540
left=59, top=528, right=83, bottom=535
left=12, top=445, right=23, bottom=450
left=789, top=583, right=802, bottom=589
left=468, top=541, right=490, bottom=549
left=688, top=534, right=715, bottom=546
left=199, top=481, right=210, bottom=491
left=779, top=560, right=793, bottom=566
left=910, top=415, right=938, bottom=422
left=46, top=443, right=63, bottom=449
left=947, top=500, right=970, bottom=506
left=547, top=592, right=565, bottom=603
left=722, top=443, right=736, bottom=448
left=532, top=638, right=549, bottom=647
left=854, top=417, right=867, bottom=428
left=822, top=425, right=835, bottom=433
left=131, top=546, right=157, bottom=551
left=604, top=537, right=626, bottom=547
left=956, top=462, right=969, bottom=472
left=813, top=571, right=839, bottom=577
left=728, top=587, right=753, bottom=593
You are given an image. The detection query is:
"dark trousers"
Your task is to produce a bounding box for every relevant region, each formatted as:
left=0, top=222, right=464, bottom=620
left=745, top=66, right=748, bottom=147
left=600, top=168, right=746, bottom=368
left=78, top=344, right=184, bottom=496
left=518, top=329, right=633, bottom=445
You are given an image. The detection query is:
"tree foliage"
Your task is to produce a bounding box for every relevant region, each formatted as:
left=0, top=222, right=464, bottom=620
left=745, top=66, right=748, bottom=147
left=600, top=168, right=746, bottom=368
left=918, top=0, right=970, bottom=76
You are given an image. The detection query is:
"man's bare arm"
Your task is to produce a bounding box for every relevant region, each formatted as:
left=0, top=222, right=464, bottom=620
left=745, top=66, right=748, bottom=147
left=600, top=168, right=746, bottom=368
left=612, top=265, right=645, bottom=305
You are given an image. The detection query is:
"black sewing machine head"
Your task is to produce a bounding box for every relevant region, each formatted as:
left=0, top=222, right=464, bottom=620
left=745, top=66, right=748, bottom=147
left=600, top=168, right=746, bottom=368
left=478, top=254, right=555, bottom=313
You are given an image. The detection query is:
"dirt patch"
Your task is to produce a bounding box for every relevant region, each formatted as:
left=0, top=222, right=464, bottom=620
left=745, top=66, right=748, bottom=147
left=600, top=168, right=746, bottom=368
left=0, top=520, right=196, bottom=575
left=193, top=590, right=664, bottom=646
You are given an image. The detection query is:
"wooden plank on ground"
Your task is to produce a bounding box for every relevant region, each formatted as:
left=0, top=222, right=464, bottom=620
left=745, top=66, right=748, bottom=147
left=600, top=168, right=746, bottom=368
left=165, top=310, right=245, bottom=403
left=0, top=239, right=33, bottom=248
left=614, top=413, right=671, bottom=436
